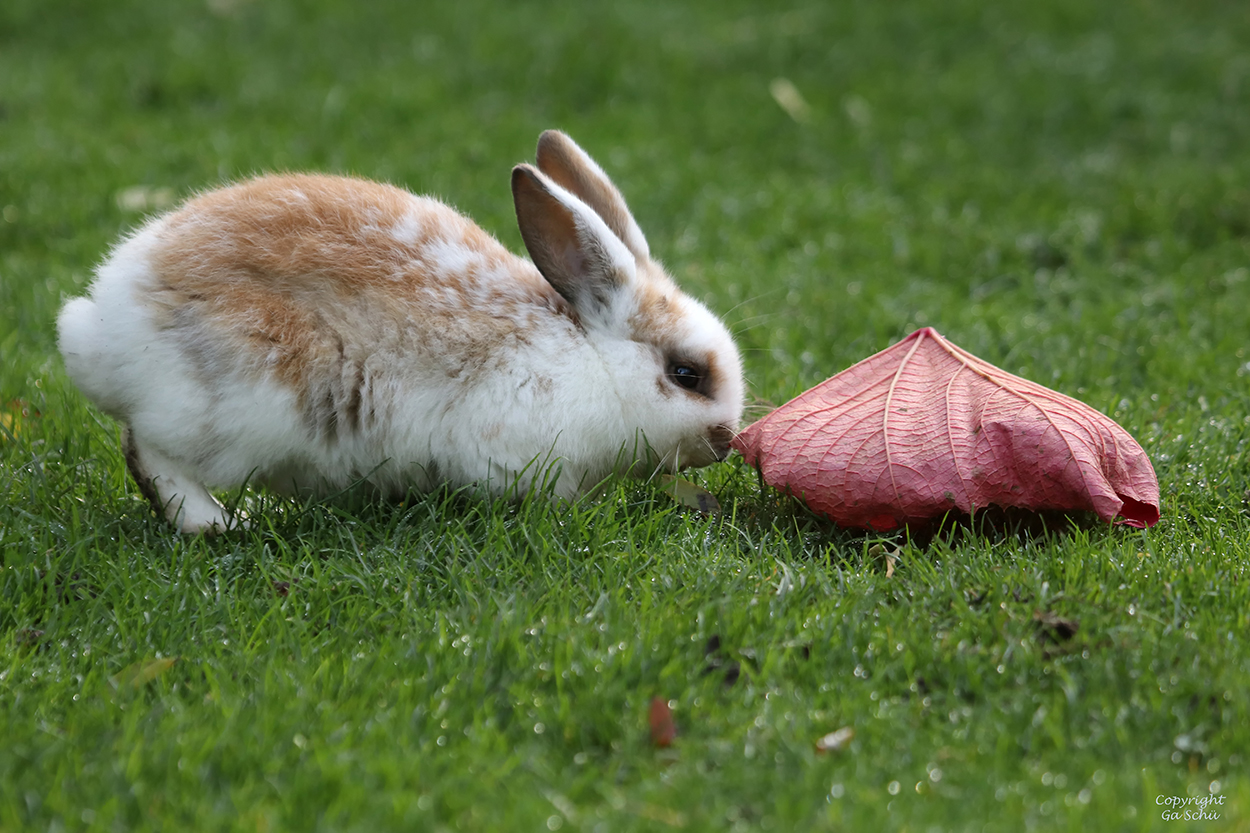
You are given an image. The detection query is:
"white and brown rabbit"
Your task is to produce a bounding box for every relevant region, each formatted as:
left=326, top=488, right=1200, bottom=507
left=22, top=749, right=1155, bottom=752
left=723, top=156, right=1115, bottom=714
left=57, top=131, right=744, bottom=532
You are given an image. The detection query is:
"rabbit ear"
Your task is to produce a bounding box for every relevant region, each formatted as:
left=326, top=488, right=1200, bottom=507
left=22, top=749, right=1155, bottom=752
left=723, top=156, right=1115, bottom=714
left=512, top=163, right=637, bottom=318
left=534, top=130, right=650, bottom=262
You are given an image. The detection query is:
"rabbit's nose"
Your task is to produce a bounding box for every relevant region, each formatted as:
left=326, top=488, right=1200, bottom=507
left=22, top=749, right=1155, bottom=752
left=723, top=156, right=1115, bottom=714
left=707, top=424, right=735, bottom=461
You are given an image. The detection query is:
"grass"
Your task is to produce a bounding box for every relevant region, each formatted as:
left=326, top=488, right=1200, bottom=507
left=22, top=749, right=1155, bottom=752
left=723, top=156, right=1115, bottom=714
left=3, top=0, right=1249, bottom=829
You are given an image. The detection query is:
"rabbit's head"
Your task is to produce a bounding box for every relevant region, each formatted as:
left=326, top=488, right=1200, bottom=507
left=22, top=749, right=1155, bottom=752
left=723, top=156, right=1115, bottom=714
left=512, top=131, right=743, bottom=478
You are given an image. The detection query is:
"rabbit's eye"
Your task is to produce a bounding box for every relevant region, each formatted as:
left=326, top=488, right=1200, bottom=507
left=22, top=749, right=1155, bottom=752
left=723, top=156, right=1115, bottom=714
left=668, top=364, right=703, bottom=392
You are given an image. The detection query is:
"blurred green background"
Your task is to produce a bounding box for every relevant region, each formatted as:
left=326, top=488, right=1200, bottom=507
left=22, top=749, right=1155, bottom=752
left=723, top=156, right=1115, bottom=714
left=3, top=1, right=1249, bottom=830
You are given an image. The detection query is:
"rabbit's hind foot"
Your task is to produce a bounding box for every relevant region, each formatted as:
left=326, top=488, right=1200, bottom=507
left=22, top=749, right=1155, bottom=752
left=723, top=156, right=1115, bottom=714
left=122, top=426, right=236, bottom=534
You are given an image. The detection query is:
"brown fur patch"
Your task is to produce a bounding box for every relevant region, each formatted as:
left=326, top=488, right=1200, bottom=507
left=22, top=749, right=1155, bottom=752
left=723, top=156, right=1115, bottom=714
left=700, top=350, right=724, bottom=400
left=141, top=174, right=569, bottom=434
left=629, top=264, right=683, bottom=343
left=628, top=263, right=724, bottom=399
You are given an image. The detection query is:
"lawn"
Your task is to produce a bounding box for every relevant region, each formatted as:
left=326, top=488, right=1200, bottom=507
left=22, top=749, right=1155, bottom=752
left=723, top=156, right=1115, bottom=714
left=2, top=0, right=1249, bottom=830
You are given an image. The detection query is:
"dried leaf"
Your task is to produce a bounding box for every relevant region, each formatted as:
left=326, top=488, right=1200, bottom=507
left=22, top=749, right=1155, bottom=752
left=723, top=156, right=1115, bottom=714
left=15, top=628, right=44, bottom=648
left=701, top=634, right=742, bottom=686
left=815, top=726, right=855, bottom=753
left=1, top=399, right=38, bottom=440
left=769, top=78, right=811, bottom=123
left=110, top=657, right=176, bottom=692
left=648, top=697, right=676, bottom=748
left=733, top=328, right=1160, bottom=530
left=660, top=475, right=720, bottom=516
left=868, top=544, right=899, bottom=577
left=1033, top=610, right=1080, bottom=643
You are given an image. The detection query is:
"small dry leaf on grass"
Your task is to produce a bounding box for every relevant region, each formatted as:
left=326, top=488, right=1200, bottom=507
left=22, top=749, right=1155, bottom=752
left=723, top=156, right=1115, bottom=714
left=272, top=579, right=301, bottom=597
left=648, top=697, right=676, bottom=748
left=16, top=628, right=45, bottom=648
left=660, top=475, right=720, bottom=516
left=1033, top=610, right=1080, bottom=643
left=815, top=726, right=855, bottom=753
left=1, top=399, right=39, bottom=440
left=867, top=544, right=899, bottom=578
left=769, top=78, right=811, bottom=123
left=109, top=657, right=177, bottom=693
left=701, top=634, right=742, bottom=687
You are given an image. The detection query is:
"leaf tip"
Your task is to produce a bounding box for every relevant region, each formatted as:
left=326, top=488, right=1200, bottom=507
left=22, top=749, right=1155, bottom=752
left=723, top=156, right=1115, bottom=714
left=1116, top=495, right=1160, bottom=528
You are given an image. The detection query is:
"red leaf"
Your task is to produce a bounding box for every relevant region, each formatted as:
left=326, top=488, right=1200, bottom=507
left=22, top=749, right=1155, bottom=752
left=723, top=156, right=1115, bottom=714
left=733, top=328, right=1160, bottom=530
left=648, top=697, right=676, bottom=747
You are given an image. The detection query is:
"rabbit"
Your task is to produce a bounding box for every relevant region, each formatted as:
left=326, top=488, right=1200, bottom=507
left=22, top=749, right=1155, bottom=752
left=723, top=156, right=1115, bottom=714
left=57, top=130, right=744, bottom=533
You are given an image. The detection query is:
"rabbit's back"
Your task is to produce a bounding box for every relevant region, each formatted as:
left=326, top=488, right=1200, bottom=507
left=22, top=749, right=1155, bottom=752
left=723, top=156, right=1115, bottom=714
left=144, top=174, right=563, bottom=366
left=120, top=176, right=574, bottom=417
left=151, top=174, right=526, bottom=294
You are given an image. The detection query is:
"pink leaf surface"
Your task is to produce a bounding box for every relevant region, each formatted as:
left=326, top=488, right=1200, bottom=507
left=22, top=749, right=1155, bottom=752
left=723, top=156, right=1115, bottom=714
left=733, top=328, right=1160, bottom=530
